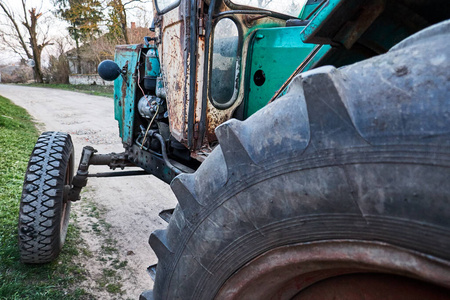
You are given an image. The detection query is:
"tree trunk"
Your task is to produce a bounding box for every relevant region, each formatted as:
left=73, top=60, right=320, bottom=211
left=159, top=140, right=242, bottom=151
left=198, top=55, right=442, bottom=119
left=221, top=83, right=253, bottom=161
left=25, top=8, right=50, bottom=83
left=119, top=1, right=129, bottom=44
left=75, top=38, right=81, bottom=74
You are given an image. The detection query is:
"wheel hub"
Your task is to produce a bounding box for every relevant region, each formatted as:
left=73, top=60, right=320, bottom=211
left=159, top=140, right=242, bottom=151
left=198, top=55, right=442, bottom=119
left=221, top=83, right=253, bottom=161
left=215, top=240, right=450, bottom=300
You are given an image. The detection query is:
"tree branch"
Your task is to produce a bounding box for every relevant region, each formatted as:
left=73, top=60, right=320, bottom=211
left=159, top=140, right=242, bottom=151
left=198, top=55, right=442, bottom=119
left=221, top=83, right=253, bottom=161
left=21, top=0, right=30, bottom=28
left=123, top=0, right=149, bottom=7
left=0, top=1, right=32, bottom=58
left=0, top=33, right=27, bottom=59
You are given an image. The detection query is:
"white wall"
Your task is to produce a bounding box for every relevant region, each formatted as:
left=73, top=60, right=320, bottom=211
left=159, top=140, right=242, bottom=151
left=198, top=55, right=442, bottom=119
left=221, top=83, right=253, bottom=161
left=69, top=74, right=114, bottom=86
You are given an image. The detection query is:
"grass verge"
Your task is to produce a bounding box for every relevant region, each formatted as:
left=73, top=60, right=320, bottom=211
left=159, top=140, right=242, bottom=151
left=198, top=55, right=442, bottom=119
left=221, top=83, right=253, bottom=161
left=0, top=95, right=89, bottom=299
left=24, top=83, right=114, bottom=98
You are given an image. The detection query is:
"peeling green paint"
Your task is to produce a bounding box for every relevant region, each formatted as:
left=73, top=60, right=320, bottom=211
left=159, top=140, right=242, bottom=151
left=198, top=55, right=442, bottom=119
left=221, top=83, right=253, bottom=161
left=113, top=45, right=143, bottom=145
left=300, top=0, right=342, bottom=43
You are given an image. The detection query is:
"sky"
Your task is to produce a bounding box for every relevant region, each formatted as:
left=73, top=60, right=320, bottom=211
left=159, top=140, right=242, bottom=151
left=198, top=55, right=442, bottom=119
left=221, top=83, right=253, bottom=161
left=0, top=0, right=154, bottom=65
left=0, top=0, right=307, bottom=66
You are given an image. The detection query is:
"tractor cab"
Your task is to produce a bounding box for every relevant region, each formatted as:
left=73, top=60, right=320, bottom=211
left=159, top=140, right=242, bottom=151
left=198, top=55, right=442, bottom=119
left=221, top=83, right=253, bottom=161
left=95, top=0, right=446, bottom=187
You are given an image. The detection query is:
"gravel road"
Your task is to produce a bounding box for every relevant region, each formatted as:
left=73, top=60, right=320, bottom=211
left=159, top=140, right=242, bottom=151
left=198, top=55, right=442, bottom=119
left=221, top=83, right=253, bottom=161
left=0, top=84, right=177, bottom=299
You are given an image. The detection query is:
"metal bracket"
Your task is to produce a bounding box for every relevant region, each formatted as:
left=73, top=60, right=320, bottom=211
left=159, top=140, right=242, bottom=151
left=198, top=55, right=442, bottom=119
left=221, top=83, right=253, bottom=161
left=68, top=146, right=134, bottom=201
left=198, top=15, right=205, bottom=36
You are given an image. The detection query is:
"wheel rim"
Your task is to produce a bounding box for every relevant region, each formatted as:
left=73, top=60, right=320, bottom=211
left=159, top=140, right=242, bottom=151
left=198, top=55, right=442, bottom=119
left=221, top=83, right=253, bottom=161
left=293, top=273, right=449, bottom=300
left=215, top=240, right=450, bottom=300
left=60, top=153, right=73, bottom=240
left=61, top=187, right=69, bottom=232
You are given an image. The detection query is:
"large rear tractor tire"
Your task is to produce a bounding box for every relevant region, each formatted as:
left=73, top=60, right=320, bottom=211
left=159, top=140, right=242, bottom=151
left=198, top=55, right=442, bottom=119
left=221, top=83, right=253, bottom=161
left=18, top=131, right=74, bottom=264
left=148, top=21, right=450, bottom=299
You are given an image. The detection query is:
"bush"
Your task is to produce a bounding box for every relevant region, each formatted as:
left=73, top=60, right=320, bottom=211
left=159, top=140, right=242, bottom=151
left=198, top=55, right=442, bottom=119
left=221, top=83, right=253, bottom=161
left=0, top=66, right=33, bottom=83
left=46, top=54, right=70, bottom=84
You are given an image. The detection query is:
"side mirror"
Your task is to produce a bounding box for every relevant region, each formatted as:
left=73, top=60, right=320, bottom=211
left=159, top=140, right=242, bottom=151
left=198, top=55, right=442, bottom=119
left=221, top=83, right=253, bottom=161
left=98, top=60, right=122, bottom=81
left=26, top=59, right=35, bottom=67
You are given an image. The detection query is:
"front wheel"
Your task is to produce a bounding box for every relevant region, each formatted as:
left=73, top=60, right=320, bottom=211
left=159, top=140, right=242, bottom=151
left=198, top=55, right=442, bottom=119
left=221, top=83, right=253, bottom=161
left=18, top=131, right=74, bottom=264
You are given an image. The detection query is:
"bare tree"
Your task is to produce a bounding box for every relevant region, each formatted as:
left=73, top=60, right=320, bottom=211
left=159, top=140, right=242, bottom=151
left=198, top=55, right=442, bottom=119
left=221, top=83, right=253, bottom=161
left=107, top=0, right=149, bottom=44
left=131, top=4, right=152, bottom=28
left=0, top=0, right=52, bottom=83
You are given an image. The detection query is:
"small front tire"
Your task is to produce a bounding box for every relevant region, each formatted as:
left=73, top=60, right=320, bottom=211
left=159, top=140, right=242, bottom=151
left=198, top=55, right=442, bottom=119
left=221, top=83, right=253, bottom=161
left=18, top=131, right=74, bottom=264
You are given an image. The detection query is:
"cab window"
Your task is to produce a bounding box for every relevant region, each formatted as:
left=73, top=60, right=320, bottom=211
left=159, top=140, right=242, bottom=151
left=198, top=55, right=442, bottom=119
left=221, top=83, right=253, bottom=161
left=210, top=18, right=239, bottom=108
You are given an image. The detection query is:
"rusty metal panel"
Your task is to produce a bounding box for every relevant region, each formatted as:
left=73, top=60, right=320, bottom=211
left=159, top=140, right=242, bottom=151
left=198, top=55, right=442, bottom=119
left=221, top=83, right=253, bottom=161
left=157, top=5, right=188, bottom=145
left=113, top=44, right=143, bottom=145
left=194, top=29, right=206, bottom=144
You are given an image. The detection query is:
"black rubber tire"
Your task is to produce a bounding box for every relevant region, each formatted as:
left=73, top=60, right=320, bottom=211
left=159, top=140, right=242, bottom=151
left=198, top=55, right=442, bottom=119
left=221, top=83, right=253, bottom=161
left=149, top=21, right=450, bottom=299
left=18, top=131, right=74, bottom=264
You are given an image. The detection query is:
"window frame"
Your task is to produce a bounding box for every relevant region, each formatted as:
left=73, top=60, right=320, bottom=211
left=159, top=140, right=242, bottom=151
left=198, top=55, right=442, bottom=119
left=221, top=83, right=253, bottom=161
left=209, top=16, right=243, bottom=110
left=154, top=0, right=181, bottom=14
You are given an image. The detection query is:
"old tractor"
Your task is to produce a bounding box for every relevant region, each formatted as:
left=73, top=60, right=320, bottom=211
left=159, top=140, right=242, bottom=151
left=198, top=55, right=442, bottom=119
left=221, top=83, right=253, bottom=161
left=19, top=0, right=449, bottom=298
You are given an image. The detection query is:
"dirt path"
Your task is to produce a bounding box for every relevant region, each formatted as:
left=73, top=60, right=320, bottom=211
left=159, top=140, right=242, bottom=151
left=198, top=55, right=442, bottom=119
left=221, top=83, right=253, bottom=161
left=0, top=84, right=177, bottom=299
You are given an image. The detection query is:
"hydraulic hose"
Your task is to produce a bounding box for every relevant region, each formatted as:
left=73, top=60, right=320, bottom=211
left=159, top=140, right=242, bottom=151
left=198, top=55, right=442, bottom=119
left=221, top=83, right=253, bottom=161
left=151, top=131, right=182, bottom=176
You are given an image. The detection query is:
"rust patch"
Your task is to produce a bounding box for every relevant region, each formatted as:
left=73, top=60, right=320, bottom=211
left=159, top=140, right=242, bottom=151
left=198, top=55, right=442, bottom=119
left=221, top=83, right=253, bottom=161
left=205, top=103, right=226, bottom=143
left=147, top=59, right=153, bottom=72
left=121, top=81, right=127, bottom=123
left=335, top=0, right=385, bottom=49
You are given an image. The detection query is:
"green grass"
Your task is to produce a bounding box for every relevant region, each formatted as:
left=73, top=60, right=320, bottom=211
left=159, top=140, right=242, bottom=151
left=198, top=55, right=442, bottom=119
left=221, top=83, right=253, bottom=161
left=24, top=83, right=114, bottom=98
left=0, top=95, right=89, bottom=299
